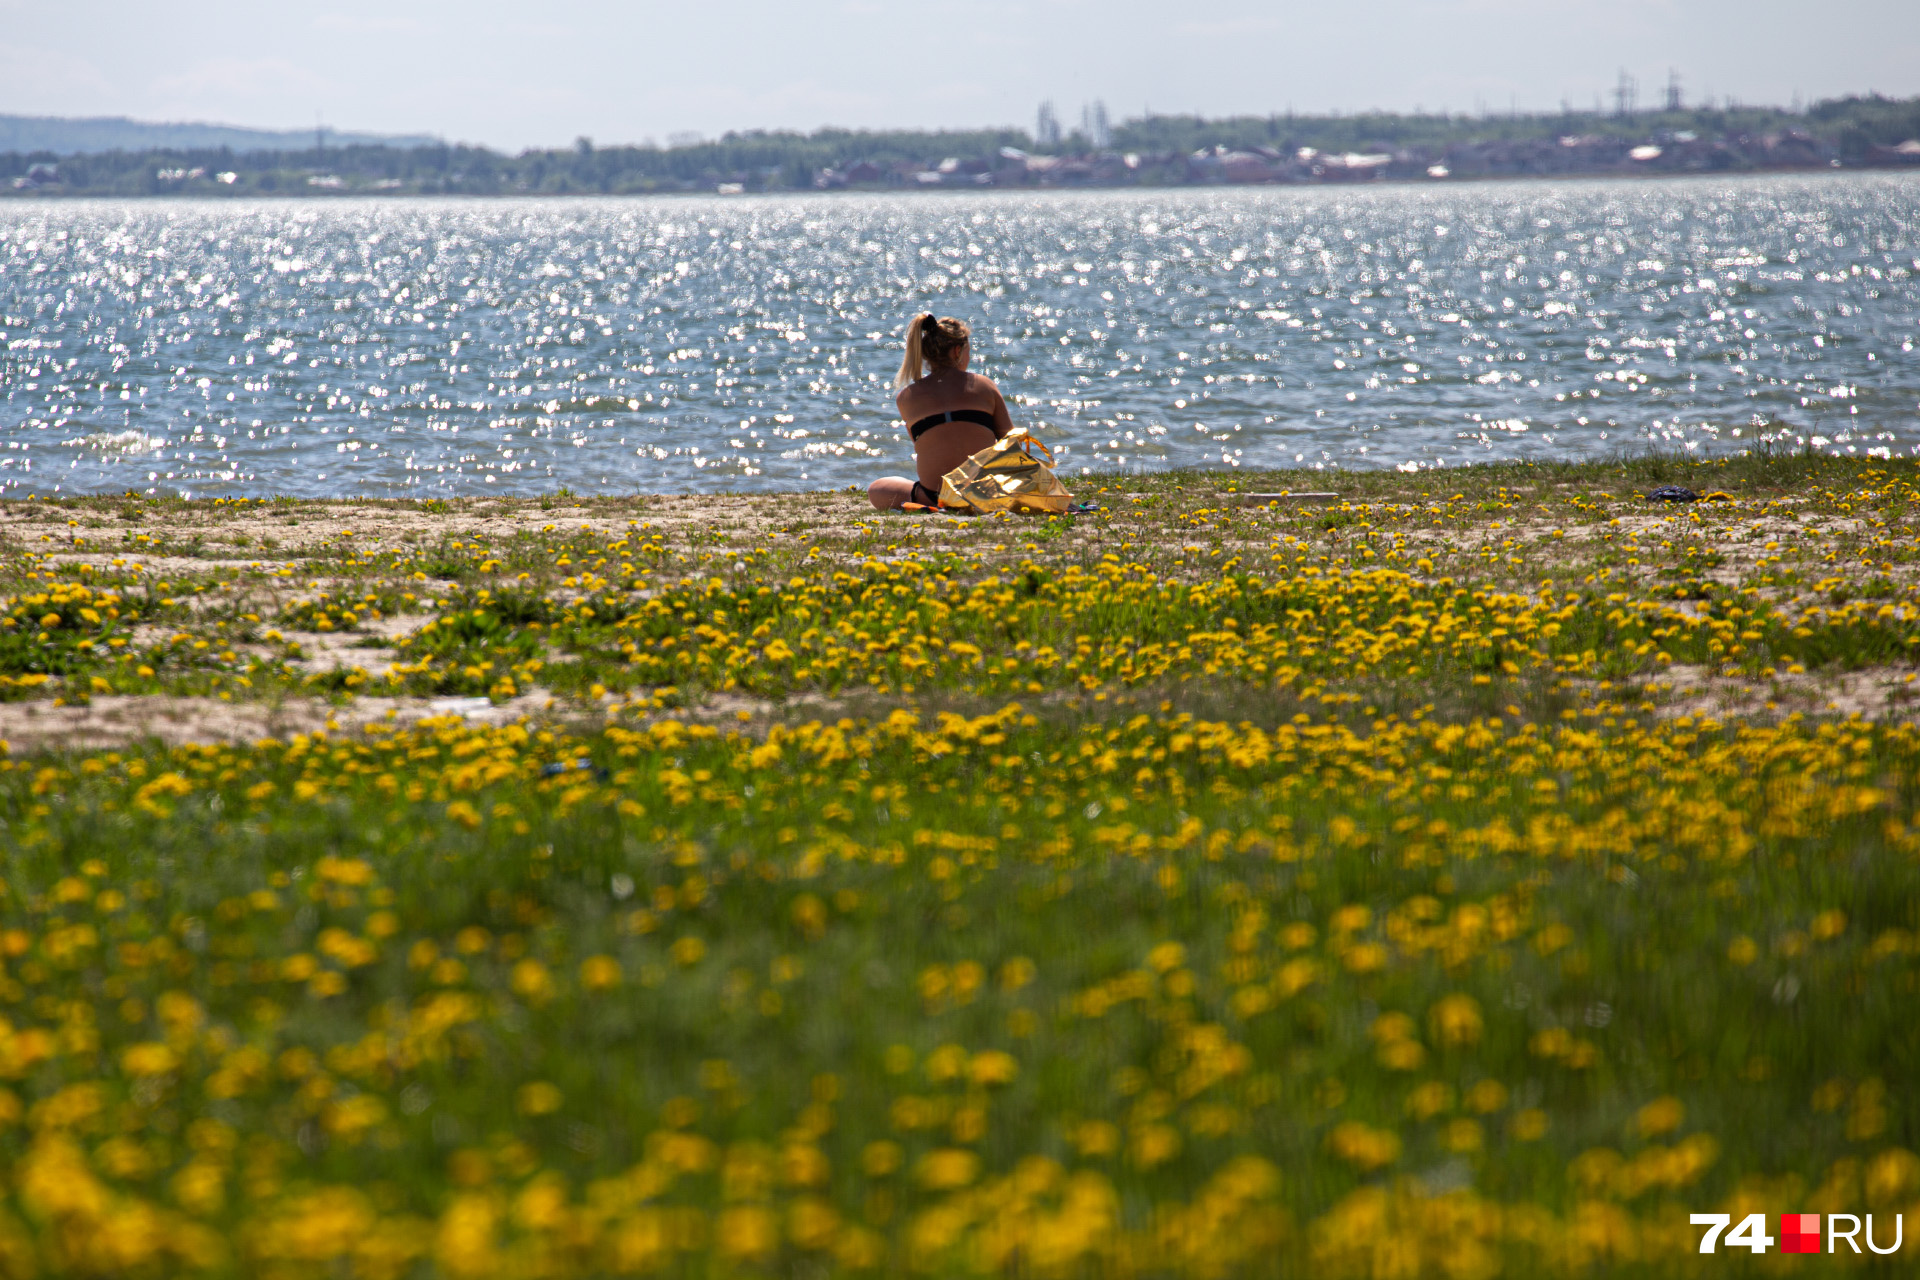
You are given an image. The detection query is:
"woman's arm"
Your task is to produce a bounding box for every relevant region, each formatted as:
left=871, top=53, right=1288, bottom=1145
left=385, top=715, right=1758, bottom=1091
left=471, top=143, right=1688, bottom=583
left=984, top=379, right=1014, bottom=438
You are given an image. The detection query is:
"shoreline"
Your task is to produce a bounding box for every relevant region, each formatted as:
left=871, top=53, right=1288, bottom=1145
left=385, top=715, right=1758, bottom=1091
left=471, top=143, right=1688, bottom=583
left=4, top=164, right=1917, bottom=204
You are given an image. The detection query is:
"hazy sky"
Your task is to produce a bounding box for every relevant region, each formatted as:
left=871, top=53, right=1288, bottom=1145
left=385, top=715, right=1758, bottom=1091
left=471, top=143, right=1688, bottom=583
left=6, top=0, right=1919, bottom=151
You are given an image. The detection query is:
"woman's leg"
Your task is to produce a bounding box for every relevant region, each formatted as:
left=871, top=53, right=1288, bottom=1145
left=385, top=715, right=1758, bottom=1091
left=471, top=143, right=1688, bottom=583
left=868, top=476, right=917, bottom=510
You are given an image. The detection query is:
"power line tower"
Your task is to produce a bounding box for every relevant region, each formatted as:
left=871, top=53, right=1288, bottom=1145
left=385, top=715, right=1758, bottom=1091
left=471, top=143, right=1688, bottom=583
left=1664, top=68, right=1683, bottom=112
left=1082, top=101, right=1110, bottom=149
left=1613, top=69, right=1637, bottom=118
left=1035, top=101, right=1061, bottom=147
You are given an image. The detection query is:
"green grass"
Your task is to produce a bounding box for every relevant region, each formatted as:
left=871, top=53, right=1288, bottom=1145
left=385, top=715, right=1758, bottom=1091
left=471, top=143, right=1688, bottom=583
left=0, top=704, right=1914, bottom=1275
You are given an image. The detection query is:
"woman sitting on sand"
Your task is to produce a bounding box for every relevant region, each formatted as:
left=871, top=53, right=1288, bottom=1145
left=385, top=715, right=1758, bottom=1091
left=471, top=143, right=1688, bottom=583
left=868, top=313, right=1013, bottom=510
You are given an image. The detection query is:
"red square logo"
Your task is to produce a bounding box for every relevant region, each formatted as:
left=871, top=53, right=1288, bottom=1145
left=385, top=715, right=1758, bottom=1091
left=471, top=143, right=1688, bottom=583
left=1781, top=1213, right=1822, bottom=1254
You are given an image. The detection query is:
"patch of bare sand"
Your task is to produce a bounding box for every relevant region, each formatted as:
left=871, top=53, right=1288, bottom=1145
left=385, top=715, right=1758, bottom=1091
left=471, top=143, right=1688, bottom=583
left=45, top=555, right=272, bottom=576
left=283, top=634, right=399, bottom=677
left=1646, top=663, right=1920, bottom=722
left=362, top=614, right=428, bottom=640
left=0, top=683, right=856, bottom=752
left=97, top=492, right=878, bottom=556
left=0, top=690, right=562, bottom=753
left=11, top=494, right=1021, bottom=583
left=279, top=615, right=429, bottom=677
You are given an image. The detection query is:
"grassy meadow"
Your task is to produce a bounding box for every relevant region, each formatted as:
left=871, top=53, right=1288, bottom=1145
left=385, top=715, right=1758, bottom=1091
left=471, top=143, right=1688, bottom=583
left=0, top=453, right=1916, bottom=1276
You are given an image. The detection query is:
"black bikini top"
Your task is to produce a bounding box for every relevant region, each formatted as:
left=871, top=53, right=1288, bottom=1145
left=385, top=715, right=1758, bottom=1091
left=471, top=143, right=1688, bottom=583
left=909, top=408, right=1002, bottom=441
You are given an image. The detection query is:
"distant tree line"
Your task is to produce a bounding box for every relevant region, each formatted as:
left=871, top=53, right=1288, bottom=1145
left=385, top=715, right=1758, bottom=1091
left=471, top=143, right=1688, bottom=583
left=0, top=113, right=436, bottom=157
left=1111, top=96, right=1920, bottom=158
left=3, top=95, right=1917, bottom=198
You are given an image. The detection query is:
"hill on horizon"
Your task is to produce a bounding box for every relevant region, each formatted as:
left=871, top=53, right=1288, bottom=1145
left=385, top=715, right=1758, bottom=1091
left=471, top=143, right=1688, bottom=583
left=0, top=113, right=441, bottom=156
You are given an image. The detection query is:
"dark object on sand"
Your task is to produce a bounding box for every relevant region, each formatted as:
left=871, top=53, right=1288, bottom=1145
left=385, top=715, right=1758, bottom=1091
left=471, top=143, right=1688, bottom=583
left=543, top=759, right=609, bottom=780
left=1647, top=485, right=1700, bottom=503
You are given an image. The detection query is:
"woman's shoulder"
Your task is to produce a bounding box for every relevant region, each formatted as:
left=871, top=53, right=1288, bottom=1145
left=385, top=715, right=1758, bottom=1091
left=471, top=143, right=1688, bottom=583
left=897, top=371, right=998, bottom=417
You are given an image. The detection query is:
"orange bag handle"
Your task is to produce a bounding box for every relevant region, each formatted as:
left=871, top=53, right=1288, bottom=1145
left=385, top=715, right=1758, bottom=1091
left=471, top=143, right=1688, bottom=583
left=1002, top=430, right=1053, bottom=465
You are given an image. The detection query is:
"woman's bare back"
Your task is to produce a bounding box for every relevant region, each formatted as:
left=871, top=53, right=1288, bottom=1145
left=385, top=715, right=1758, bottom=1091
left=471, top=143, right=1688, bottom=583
left=895, top=368, right=1013, bottom=488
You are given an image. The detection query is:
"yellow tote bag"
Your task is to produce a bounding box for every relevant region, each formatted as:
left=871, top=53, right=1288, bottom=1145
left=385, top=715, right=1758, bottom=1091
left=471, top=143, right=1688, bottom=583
left=937, top=430, right=1074, bottom=515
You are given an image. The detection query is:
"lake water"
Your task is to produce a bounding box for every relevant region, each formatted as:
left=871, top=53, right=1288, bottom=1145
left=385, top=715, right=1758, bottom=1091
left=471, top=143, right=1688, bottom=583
left=2, top=175, right=1917, bottom=497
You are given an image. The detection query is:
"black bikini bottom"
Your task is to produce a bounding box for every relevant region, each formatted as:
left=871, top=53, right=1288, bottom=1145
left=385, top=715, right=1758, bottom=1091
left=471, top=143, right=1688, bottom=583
left=909, top=480, right=941, bottom=507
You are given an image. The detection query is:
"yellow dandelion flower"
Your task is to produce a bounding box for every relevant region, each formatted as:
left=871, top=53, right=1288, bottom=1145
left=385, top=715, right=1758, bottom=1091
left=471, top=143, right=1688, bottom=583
left=916, top=1148, right=979, bottom=1190
left=1635, top=1096, right=1686, bottom=1139
left=579, top=954, right=623, bottom=990
left=120, top=1041, right=178, bottom=1076
left=1428, top=993, right=1484, bottom=1048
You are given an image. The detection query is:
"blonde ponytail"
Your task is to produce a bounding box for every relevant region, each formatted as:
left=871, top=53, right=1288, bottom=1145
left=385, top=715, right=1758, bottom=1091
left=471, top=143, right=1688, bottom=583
left=895, top=312, right=933, bottom=390
left=895, top=312, right=971, bottom=389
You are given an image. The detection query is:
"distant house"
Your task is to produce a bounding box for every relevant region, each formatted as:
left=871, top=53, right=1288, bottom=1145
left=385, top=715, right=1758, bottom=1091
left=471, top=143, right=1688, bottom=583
left=1218, top=151, right=1279, bottom=183
left=1757, top=130, right=1833, bottom=167
left=1313, top=152, right=1391, bottom=181
left=11, top=161, right=59, bottom=189
left=1866, top=139, right=1920, bottom=165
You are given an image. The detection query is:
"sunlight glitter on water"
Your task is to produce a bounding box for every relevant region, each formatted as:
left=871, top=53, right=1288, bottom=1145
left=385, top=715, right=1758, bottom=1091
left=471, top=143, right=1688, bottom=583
left=1, top=175, right=1917, bottom=497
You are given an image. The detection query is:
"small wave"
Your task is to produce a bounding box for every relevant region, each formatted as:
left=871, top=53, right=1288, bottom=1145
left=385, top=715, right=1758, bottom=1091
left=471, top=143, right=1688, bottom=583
left=66, top=431, right=165, bottom=456
left=544, top=397, right=641, bottom=414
